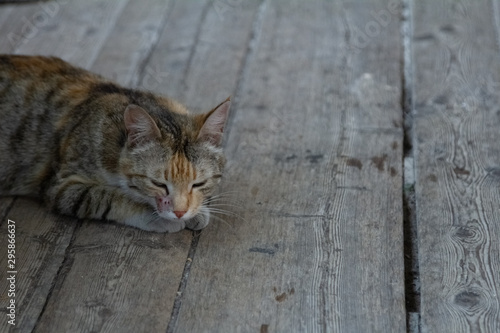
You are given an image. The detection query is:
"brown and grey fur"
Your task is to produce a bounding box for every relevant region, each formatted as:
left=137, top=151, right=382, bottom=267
left=0, top=55, right=230, bottom=232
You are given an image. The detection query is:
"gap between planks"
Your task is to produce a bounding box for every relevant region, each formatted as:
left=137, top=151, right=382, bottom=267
left=166, top=230, right=201, bottom=333
left=401, top=0, right=421, bottom=332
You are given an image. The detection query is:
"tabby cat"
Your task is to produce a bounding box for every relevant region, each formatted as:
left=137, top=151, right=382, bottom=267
left=0, top=55, right=231, bottom=233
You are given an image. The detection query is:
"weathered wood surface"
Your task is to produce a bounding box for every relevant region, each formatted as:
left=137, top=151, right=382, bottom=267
left=173, top=0, right=406, bottom=332
left=14, top=0, right=129, bottom=67
left=143, top=0, right=210, bottom=100
left=413, top=0, right=500, bottom=332
left=0, top=199, right=76, bottom=331
left=91, top=0, right=173, bottom=87
left=0, top=0, right=408, bottom=331
left=0, top=3, right=39, bottom=53
left=2, top=0, right=499, bottom=332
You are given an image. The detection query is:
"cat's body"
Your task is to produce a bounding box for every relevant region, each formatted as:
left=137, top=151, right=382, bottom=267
left=0, top=55, right=230, bottom=232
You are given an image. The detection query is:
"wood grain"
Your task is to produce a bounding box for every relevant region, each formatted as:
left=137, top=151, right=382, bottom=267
left=144, top=0, right=211, bottom=102
left=14, top=0, right=130, bottom=69
left=178, top=0, right=263, bottom=110
left=90, top=0, right=173, bottom=87
left=173, top=0, right=406, bottom=332
left=34, top=223, right=192, bottom=333
left=413, top=0, right=500, bottom=332
left=6, top=0, right=498, bottom=331
left=0, top=198, right=76, bottom=332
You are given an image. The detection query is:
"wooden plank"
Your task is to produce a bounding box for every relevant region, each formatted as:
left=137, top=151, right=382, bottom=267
left=173, top=0, right=406, bottom=332
left=34, top=223, right=192, bottom=333
left=14, top=0, right=129, bottom=70
left=0, top=5, right=12, bottom=22
left=0, top=198, right=77, bottom=331
left=0, top=6, right=14, bottom=50
left=144, top=0, right=211, bottom=100
left=179, top=0, right=264, bottom=109
left=413, top=0, right=500, bottom=332
left=90, top=0, right=172, bottom=86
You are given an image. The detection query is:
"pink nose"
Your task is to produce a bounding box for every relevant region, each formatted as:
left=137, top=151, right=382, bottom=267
left=174, top=211, right=186, bottom=219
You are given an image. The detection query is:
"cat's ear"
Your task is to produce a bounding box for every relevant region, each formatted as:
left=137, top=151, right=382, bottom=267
left=124, top=104, right=161, bottom=146
left=197, top=97, right=231, bottom=146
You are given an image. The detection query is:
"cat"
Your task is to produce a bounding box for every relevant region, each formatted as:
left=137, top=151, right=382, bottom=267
left=0, top=55, right=231, bottom=233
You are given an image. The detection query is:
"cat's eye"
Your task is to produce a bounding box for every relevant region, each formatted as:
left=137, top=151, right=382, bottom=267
left=192, top=181, right=207, bottom=189
left=151, top=180, right=169, bottom=194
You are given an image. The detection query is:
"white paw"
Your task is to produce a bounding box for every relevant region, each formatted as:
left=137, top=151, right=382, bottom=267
left=125, top=216, right=185, bottom=233
left=147, top=218, right=185, bottom=233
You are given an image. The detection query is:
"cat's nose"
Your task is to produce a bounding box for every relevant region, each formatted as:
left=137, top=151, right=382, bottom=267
left=156, top=196, right=172, bottom=212
left=174, top=211, right=186, bottom=219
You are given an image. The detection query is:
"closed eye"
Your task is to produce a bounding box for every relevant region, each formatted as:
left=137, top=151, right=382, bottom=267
left=151, top=180, right=169, bottom=194
left=192, top=181, right=207, bottom=188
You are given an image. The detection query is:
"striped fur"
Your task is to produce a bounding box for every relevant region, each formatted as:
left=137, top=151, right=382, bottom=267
left=0, top=55, right=230, bottom=232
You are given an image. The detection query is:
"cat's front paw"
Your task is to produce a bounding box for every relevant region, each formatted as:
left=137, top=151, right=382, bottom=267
left=185, top=211, right=210, bottom=231
left=143, top=217, right=185, bottom=233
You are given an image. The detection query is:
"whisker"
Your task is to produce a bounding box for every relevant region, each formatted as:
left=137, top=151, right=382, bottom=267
left=204, top=202, right=243, bottom=209
left=205, top=206, right=234, bottom=213
left=203, top=206, right=234, bottom=212
left=204, top=210, right=233, bottom=228
left=201, top=206, right=233, bottom=214
left=212, top=188, right=243, bottom=193
left=210, top=215, right=233, bottom=228
left=203, top=207, right=249, bottom=224
left=208, top=191, right=244, bottom=198
left=203, top=196, right=244, bottom=205
left=204, top=197, right=243, bottom=204
left=204, top=195, right=240, bottom=201
left=204, top=203, right=243, bottom=209
left=203, top=198, right=243, bottom=204
left=206, top=211, right=236, bottom=218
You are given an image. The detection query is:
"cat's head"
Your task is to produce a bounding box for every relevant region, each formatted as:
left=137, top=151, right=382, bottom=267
left=118, top=98, right=230, bottom=226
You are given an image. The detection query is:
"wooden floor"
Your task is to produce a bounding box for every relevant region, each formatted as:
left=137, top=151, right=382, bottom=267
left=1, top=0, right=499, bottom=332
